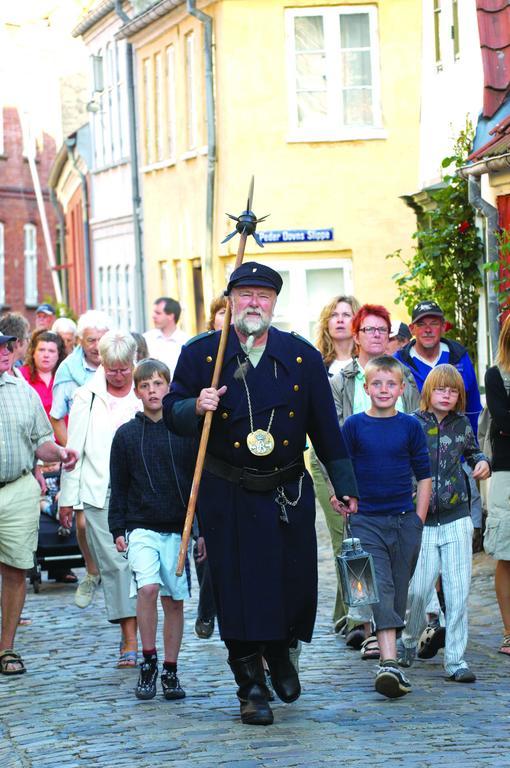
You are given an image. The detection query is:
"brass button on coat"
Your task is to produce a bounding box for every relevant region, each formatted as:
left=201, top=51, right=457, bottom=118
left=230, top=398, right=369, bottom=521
left=289, top=411, right=295, bottom=418
left=293, top=384, right=299, bottom=391
left=234, top=441, right=240, bottom=448
left=296, top=356, right=302, bottom=363
left=283, top=439, right=289, bottom=446
left=206, top=355, right=213, bottom=363
left=221, top=412, right=228, bottom=419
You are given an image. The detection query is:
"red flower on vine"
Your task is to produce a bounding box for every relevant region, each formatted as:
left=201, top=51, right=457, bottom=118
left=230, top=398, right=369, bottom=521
left=458, top=220, right=470, bottom=233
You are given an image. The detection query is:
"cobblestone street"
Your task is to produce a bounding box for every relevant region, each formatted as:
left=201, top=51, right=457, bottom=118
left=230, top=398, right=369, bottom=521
left=1, top=513, right=509, bottom=768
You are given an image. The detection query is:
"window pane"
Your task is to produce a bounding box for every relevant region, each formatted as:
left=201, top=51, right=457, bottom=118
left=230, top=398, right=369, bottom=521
left=340, top=13, right=370, bottom=49
left=342, top=50, right=372, bottom=87
left=343, top=88, right=373, bottom=126
left=294, top=16, right=324, bottom=51
left=297, top=91, right=328, bottom=127
left=296, top=52, right=327, bottom=91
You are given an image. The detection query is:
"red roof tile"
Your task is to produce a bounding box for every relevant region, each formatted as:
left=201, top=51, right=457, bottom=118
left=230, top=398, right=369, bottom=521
left=477, top=0, right=510, bottom=117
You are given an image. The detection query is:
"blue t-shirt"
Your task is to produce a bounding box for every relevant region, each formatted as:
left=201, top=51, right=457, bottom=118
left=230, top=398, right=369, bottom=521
left=342, top=411, right=431, bottom=515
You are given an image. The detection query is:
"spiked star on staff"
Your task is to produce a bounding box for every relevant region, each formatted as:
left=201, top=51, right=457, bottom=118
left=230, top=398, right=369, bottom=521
left=221, top=177, right=269, bottom=248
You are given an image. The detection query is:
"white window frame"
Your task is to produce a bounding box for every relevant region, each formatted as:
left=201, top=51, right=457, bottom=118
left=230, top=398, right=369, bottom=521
left=24, top=224, right=38, bottom=307
left=285, top=5, right=384, bottom=143
left=185, top=32, right=197, bottom=151
left=0, top=222, right=5, bottom=306
left=166, top=45, right=177, bottom=161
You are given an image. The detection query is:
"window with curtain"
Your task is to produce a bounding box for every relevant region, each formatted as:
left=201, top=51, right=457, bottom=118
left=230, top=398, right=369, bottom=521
left=434, top=0, right=442, bottom=66
left=166, top=45, right=176, bottom=160
left=452, top=0, right=460, bottom=59
left=24, top=224, right=38, bottom=306
left=0, top=222, right=5, bottom=306
left=143, top=58, right=154, bottom=164
left=286, top=6, right=382, bottom=140
left=155, top=52, right=164, bottom=161
left=185, top=32, right=197, bottom=150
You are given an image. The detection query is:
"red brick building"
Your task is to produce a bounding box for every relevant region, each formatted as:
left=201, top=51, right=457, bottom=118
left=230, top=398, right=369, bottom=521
left=0, top=106, right=58, bottom=325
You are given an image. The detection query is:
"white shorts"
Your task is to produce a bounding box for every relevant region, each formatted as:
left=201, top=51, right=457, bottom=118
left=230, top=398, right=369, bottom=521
left=127, top=528, right=191, bottom=600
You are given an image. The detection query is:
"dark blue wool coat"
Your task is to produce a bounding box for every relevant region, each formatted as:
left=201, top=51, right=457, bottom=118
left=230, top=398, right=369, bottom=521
left=163, top=326, right=357, bottom=643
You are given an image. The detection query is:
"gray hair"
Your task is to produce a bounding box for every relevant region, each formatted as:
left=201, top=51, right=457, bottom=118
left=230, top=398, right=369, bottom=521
left=0, top=312, right=30, bottom=340
left=52, top=317, right=77, bottom=335
left=77, top=310, right=113, bottom=338
left=99, top=330, right=137, bottom=368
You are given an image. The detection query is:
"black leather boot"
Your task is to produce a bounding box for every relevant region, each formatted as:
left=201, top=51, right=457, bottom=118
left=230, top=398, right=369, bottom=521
left=264, top=646, right=301, bottom=703
left=228, top=654, right=274, bottom=725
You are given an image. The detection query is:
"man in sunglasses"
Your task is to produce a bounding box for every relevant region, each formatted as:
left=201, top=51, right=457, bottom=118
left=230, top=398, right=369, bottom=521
left=0, top=334, right=78, bottom=676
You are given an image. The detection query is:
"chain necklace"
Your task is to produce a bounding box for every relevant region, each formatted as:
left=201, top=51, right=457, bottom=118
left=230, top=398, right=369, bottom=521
left=237, top=355, right=277, bottom=456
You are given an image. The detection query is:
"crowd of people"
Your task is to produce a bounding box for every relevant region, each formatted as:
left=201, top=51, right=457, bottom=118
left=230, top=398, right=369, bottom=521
left=0, top=273, right=509, bottom=725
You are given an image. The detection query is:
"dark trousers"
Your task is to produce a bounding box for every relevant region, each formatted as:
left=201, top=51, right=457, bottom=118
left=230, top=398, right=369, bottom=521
left=193, top=542, right=216, bottom=621
left=350, top=510, right=423, bottom=632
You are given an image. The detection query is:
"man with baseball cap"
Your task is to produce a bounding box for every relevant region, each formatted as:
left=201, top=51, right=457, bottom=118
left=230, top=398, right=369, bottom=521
left=35, top=303, right=56, bottom=330
left=395, top=300, right=482, bottom=434
left=164, top=261, right=358, bottom=726
left=0, top=334, right=78, bottom=675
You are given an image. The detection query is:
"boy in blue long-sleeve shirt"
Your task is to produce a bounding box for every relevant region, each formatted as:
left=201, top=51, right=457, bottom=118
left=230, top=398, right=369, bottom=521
left=332, top=355, right=432, bottom=699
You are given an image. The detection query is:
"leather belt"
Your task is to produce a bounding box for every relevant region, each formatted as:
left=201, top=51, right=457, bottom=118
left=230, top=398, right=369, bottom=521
left=204, top=454, right=305, bottom=492
left=0, top=470, right=29, bottom=490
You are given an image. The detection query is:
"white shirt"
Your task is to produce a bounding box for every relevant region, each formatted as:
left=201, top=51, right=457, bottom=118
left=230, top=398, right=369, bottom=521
left=143, top=328, right=189, bottom=378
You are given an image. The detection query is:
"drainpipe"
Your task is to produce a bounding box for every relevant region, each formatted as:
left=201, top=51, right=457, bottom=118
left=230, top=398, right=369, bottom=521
left=468, top=175, right=500, bottom=362
left=187, top=0, right=216, bottom=311
left=114, top=0, right=147, bottom=329
left=66, top=138, right=93, bottom=308
left=49, top=187, right=68, bottom=306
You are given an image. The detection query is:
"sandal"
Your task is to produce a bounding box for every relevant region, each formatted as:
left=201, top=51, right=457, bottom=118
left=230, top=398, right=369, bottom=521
left=498, top=634, right=510, bottom=656
left=51, top=570, right=78, bottom=584
left=360, top=635, right=380, bottom=660
left=417, top=623, right=445, bottom=659
left=117, top=642, right=138, bottom=668
left=0, top=649, right=26, bottom=675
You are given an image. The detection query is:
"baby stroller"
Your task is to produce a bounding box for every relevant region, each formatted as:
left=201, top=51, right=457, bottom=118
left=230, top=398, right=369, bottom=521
left=28, top=470, right=84, bottom=593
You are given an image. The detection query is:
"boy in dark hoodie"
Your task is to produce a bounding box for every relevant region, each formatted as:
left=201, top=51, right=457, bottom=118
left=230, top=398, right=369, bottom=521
left=108, top=359, right=199, bottom=701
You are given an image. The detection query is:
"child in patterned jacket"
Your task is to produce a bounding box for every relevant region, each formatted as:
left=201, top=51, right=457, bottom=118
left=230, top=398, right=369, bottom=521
left=399, top=364, right=490, bottom=682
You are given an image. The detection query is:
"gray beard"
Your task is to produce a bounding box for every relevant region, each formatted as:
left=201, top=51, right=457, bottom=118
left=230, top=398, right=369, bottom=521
left=234, top=314, right=271, bottom=339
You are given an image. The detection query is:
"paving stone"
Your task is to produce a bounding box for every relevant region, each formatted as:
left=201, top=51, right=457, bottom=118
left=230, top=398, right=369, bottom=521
left=1, top=513, right=508, bottom=767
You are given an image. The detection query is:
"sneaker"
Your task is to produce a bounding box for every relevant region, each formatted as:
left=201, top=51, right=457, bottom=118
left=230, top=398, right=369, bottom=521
left=74, top=573, right=101, bottom=609
left=396, top=640, right=416, bottom=668
left=135, top=658, right=158, bottom=700
left=448, top=667, right=476, bottom=683
left=375, top=663, right=412, bottom=698
left=161, top=670, right=186, bottom=700
left=195, top=616, right=215, bottom=639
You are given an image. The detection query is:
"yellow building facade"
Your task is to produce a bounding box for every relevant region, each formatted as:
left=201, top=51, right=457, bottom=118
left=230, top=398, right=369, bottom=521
left=122, top=0, right=421, bottom=337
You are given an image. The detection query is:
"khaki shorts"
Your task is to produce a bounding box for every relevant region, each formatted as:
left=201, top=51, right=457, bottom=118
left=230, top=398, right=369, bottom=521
left=0, top=473, right=41, bottom=569
left=485, top=472, right=510, bottom=561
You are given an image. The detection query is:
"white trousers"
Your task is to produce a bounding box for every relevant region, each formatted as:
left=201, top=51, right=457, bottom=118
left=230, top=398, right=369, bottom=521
left=402, top=516, right=473, bottom=675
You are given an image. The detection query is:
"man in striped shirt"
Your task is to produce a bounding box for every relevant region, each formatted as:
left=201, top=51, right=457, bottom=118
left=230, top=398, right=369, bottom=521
left=0, top=334, right=79, bottom=676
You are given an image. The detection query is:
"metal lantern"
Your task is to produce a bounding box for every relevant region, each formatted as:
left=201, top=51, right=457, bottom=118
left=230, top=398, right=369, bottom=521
left=336, top=517, right=379, bottom=607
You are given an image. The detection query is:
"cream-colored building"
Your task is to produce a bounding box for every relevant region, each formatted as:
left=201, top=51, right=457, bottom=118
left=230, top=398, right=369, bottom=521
left=119, top=0, right=422, bottom=336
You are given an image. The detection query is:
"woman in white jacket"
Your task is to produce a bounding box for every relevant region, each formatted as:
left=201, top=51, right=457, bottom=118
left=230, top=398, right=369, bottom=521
left=59, top=331, right=141, bottom=667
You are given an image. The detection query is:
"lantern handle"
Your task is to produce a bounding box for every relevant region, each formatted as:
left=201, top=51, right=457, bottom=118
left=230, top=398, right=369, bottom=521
left=345, top=512, right=353, bottom=539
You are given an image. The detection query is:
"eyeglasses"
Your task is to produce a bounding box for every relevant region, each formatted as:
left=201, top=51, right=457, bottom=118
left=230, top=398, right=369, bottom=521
left=433, top=387, right=459, bottom=396
left=358, top=326, right=389, bottom=336
left=104, top=366, right=132, bottom=375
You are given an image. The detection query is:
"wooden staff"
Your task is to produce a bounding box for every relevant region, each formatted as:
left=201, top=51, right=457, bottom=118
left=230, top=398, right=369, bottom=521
left=176, top=178, right=260, bottom=575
